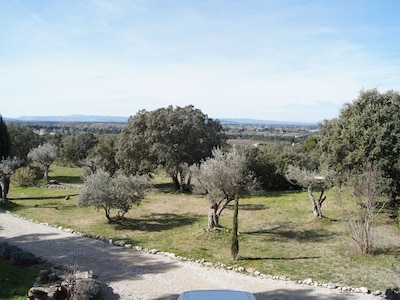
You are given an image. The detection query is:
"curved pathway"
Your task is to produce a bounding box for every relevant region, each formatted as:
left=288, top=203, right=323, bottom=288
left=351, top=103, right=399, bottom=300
left=0, top=212, right=379, bottom=300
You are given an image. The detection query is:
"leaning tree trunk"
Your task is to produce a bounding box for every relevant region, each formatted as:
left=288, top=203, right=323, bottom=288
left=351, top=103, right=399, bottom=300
left=308, top=185, right=326, bottom=218
left=208, top=202, right=220, bottom=229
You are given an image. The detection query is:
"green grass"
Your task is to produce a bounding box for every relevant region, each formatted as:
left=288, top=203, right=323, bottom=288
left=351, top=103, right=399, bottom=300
left=2, top=167, right=400, bottom=291
left=0, top=261, right=37, bottom=300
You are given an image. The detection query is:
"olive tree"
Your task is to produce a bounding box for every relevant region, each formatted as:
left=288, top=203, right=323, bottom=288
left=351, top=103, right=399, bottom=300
left=0, top=157, right=20, bottom=203
left=191, top=148, right=257, bottom=260
left=285, top=165, right=334, bottom=218
left=27, top=143, right=58, bottom=182
left=77, top=170, right=152, bottom=222
left=191, top=148, right=257, bottom=229
left=336, top=164, right=386, bottom=254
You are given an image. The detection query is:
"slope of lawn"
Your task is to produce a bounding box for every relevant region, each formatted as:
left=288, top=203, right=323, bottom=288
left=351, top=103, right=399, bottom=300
left=1, top=166, right=400, bottom=292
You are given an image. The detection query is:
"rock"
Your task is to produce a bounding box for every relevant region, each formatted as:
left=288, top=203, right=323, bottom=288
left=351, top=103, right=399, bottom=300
left=326, top=283, right=337, bottom=289
left=303, top=278, right=313, bottom=285
left=372, top=290, right=382, bottom=296
left=359, top=286, right=369, bottom=293
left=113, top=240, right=125, bottom=247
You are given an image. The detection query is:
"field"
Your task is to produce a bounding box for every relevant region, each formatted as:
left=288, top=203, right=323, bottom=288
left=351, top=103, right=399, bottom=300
left=1, top=166, right=400, bottom=294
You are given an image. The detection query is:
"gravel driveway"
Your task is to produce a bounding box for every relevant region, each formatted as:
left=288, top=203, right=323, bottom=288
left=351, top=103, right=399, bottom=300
left=0, top=211, right=379, bottom=300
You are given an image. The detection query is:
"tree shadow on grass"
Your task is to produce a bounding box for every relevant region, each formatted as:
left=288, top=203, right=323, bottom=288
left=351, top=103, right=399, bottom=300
left=50, top=175, right=83, bottom=184
left=238, top=203, right=267, bottom=211
left=243, top=225, right=337, bottom=243
left=239, top=255, right=321, bottom=261
left=0, top=200, right=76, bottom=213
left=9, top=194, right=78, bottom=201
left=112, top=213, right=203, bottom=232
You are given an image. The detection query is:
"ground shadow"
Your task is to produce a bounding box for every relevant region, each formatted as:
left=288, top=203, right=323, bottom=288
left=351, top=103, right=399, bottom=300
left=1, top=200, right=76, bottom=213
left=238, top=203, right=267, bottom=211
left=113, top=213, right=202, bottom=232
left=153, top=182, right=177, bottom=194
left=243, top=225, right=337, bottom=243
left=50, top=175, right=83, bottom=184
left=239, top=255, right=321, bottom=261
left=9, top=194, right=78, bottom=201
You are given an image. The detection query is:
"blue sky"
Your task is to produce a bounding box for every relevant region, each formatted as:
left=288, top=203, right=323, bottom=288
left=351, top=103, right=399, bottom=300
left=1, top=0, right=400, bottom=122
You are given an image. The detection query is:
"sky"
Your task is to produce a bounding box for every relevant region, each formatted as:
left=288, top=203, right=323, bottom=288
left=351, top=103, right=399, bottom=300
left=1, top=0, right=400, bottom=123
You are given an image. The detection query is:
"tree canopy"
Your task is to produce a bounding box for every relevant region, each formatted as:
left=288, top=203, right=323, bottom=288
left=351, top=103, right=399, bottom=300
left=116, top=105, right=227, bottom=190
left=319, top=89, right=400, bottom=201
left=191, top=147, right=257, bottom=229
left=27, top=143, right=58, bottom=182
left=77, top=169, right=152, bottom=222
left=0, top=116, right=11, bottom=159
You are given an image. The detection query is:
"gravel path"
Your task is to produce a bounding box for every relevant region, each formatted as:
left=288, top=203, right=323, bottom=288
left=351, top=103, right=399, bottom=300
left=0, top=211, right=380, bottom=300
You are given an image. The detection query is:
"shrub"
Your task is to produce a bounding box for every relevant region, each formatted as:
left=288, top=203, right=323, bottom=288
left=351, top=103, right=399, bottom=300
left=11, top=166, right=36, bottom=186
left=0, top=242, right=39, bottom=266
left=72, top=279, right=102, bottom=300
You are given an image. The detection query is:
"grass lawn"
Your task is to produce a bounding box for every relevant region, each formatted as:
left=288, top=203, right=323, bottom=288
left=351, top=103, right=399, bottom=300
left=1, top=166, right=400, bottom=292
left=0, top=261, right=39, bottom=300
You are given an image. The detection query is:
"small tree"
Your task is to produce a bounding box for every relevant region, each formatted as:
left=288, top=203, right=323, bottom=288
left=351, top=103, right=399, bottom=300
left=77, top=170, right=152, bottom=222
left=285, top=165, right=334, bottom=218
left=0, top=157, right=20, bottom=203
left=192, top=148, right=257, bottom=260
left=336, top=164, right=385, bottom=254
left=27, top=143, right=58, bottom=182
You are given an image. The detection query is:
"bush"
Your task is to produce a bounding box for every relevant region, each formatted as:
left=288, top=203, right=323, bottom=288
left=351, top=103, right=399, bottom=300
left=11, top=166, right=36, bottom=186
left=0, top=242, right=39, bottom=266
left=72, top=279, right=102, bottom=300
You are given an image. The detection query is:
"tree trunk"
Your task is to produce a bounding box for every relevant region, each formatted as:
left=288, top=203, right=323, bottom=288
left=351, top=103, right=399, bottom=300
left=208, top=202, right=220, bottom=229
left=171, top=173, right=181, bottom=190
left=44, top=166, right=49, bottom=182
left=0, top=177, right=9, bottom=203
left=308, top=185, right=324, bottom=218
left=231, top=193, right=239, bottom=260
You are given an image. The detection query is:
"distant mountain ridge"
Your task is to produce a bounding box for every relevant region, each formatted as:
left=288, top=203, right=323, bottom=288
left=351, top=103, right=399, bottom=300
left=5, top=115, right=317, bottom=126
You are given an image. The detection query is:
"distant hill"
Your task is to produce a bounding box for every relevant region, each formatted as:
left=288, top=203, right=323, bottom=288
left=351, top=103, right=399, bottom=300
left=5, top=115, right=317, bottom=126
left=7, top=115, right=129, bottom=123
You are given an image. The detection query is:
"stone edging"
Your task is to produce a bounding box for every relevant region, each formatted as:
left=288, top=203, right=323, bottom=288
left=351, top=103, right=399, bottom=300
left=1, top=210, right=384, bottom=298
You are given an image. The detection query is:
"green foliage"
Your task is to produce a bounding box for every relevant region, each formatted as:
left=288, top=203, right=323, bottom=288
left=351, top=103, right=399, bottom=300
left=0, top=116, right=11, bottom=159
left=78, top=170, right=152, bottom=221
left=7, top=124, right=41, bottom=162
left=11, top=167, right=36, bottom=186
left=319, top=89, right=400, bottom=201
left=60, top=133, right=98, bottom=165
left=245, top=142, right=321, bottom=191
left=116, top=105, right=227, bottom=190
